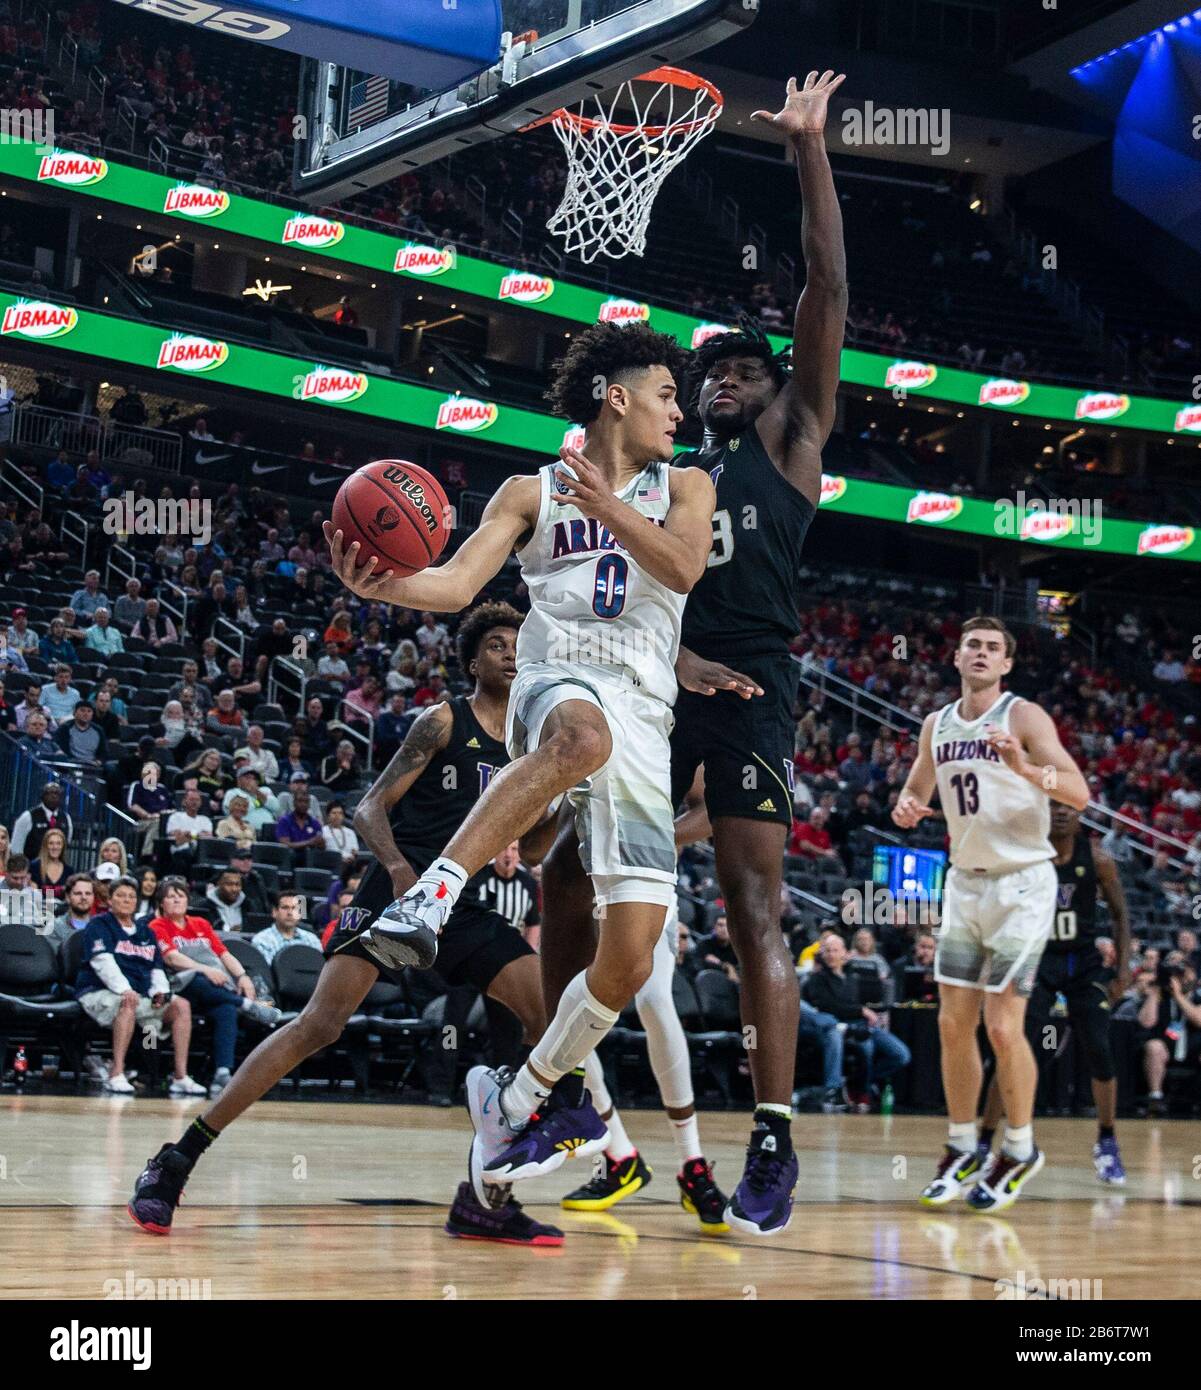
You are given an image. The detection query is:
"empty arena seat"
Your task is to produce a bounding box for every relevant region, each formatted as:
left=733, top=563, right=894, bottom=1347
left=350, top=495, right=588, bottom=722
left=272, top=945, right=324, bottom=1010
left=693, top=969, right=741, bottom=1031
left=0, top=926, right=62, bottom=1003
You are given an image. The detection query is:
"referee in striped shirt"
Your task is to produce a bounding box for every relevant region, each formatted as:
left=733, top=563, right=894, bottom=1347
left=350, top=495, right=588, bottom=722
left=474, top=843, right=541, bottom=948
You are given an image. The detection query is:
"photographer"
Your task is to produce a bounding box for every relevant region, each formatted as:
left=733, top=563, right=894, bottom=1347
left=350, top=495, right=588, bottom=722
left=1137, top=954, right=1201, bottom=1115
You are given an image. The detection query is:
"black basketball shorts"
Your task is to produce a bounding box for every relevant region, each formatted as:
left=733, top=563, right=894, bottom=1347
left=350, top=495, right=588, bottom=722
left=671, top=652, right=797, bottom=828
left=325, top=859, right=533, bottom=990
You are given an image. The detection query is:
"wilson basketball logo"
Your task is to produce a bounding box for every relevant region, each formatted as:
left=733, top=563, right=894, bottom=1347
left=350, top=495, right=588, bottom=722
left=156, top=334, right=229, bottom=372
left=498, top=272, right=554, bottom=304
left=597, top=298, right=650, bottom=325
left=164, top=184, right=231, bottom=218
left=381, top=466, right=441, bottom=536
left=435, top=396, right=498, bottom=432
left=300, top=367, right=368, bottom=404
left=393, top=243, right=455, bottom=276
left=0, top=301, right=78, bottom=339
left=282, top=214, right=345, bottom=249
left=36, top=150, right=108, bottom=185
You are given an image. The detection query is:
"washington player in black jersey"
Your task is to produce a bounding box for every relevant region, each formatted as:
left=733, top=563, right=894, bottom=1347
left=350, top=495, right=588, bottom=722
left=127, top=603, right=565, bottom=1246
left=539, top=70, right=848, bottom=1235
left=979, top=802, right=1132, bottom=1185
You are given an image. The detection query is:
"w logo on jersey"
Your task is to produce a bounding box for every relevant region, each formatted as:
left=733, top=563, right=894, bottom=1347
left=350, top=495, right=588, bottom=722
left=478, top=762, right=498, bottom=794
left=709, top=462, right=724, bottom=486
left=1056, top=883, right=1076, bottom=910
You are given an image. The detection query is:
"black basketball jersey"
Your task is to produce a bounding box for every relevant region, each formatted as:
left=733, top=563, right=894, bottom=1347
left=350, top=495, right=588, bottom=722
left=680, top=425, right=816, bottom=661
left=1045, top=832, right=1101, bottom=954
left=387, top=696, right=507, bottom=886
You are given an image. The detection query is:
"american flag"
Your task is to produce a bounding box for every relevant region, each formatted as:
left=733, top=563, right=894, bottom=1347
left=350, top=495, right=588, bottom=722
left=348, top=74, right=390, bottom=129
left=638, top=485, right=662, bottom=501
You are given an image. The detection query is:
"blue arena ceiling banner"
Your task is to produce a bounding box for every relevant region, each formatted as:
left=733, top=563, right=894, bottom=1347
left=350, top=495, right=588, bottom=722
left=108, top=0, right=503, bottom=87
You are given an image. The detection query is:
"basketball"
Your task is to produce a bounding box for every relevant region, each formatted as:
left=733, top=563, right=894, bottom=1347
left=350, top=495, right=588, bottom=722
left=330, top=459, right=451, bottom=577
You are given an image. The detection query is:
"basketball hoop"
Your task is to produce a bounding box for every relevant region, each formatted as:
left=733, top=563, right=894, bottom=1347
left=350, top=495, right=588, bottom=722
left=530, top=66, right=723, bottom=264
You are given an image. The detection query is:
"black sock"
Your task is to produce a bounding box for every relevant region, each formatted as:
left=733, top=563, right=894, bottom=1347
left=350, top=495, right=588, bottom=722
left=753, top=1107, right=793, bottom=1155
left=552, top=1067, right=587, bottom=1109
left=175, top=1116, right=220, bottom=1168
left=979, top=1126, right=996, bottom=1151
left=1098, top=1124, right=1115, bottom=1142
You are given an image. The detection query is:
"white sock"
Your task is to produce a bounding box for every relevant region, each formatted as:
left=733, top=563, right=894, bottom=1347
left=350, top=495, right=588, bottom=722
left=582, top=1052, right=612, bottom=1114
left=670, top=1114, right=703, bottom=1167
left=948, top=1121, right=977, bottom=1154
left=604, top=1110, right=636, bottom=1162
left=1002, top=1123, right=1034, bottom=1163
left=503, top=973, right=620, bottom=1125
left=415, top=856, right=468, bottom=910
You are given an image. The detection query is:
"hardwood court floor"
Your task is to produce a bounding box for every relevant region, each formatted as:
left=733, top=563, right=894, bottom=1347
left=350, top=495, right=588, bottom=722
left=1, top=1095, right=1197, bottom=1300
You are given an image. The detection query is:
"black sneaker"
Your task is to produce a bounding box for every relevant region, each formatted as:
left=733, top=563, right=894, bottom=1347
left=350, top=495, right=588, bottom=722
left=127, top=1144, right=190, bottom=1235
left=677, top=1156, right=730, bottom=1235
left=561, top=1151, right=651, bottom=1211
left=445, top=1181, right=564, bottom=1246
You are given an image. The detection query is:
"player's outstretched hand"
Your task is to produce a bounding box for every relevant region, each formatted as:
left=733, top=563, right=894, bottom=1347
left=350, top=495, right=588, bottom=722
left=677, top=647, right=764, bottom=699
left=751, top=70, right=847, bottom=138
left=553, top=446, right=619, bottom=524
left=891, top=793, right=935, bottom=829
left=324, top=521, right=397, bottom=599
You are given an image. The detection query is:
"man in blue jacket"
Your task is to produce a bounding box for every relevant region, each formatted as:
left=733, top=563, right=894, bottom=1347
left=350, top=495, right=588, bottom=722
left=75, top=874, right=205, bottom=1097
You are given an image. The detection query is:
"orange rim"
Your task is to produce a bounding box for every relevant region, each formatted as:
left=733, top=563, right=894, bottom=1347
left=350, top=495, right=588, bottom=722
left=527, top=66, right=722, bottom=138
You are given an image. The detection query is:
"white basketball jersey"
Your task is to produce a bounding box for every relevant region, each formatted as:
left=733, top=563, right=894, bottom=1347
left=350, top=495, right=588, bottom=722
left=514, top=460, right=683, bottom=705
left=932, top=690, right=1053, bottom=873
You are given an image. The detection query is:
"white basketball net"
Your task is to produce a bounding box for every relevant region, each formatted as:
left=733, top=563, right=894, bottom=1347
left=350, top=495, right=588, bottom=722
left=544, top=69, right=722, bottom=263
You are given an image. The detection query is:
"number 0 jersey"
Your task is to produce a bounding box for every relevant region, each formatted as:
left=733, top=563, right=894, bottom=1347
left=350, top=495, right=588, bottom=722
left=514, top=460, right=683, bottom=706
left=932, top=690, right=1053, bottom=874
left=680, top=425, right=815, bottom=662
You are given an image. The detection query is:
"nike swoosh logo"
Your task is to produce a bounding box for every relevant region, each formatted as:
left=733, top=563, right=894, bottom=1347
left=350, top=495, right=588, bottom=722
left=195, top=449, right=234, bottom=466
left=587, top=1023, right=608, bottom=1031
left=309, top=471, right=347, bottom=487
left=483, top=1086, right=497, bottom=1116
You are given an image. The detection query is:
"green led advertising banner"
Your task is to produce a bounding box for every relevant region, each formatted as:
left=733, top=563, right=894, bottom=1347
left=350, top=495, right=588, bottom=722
left=8, top=142, right=1201, bottom=439
left=3, top=291, right=1196, bottom=563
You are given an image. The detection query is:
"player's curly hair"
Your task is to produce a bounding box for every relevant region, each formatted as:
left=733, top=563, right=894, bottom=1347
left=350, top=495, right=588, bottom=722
left=687, top=313, right=792, bottom=411
left=544, top=321, right=690, bottom=424
left=456, top=601, right=525, bottom=674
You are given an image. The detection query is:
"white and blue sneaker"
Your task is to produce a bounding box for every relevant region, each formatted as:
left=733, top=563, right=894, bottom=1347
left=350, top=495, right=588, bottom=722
left=359, top=885, right=443, bottom=973
left=466, top=1065, right=522, bottom=1207
left=1093, top=1136, right=1126, bottom=1186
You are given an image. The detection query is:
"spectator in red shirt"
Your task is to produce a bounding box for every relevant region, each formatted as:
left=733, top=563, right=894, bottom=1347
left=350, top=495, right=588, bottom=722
left=789, top=808, right=843, bottom=868
left=149, top=878, right=280, bottom=1096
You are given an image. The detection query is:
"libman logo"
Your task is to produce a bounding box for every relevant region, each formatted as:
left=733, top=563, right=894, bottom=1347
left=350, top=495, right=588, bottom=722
left=885, top=360, right=937, bottom=390
left=0, top=300, right=78, bottom=339
left=1137, top=524, right=1195, bottom=557
left=436, top=396, right=498, bottom=432
left=156, top=333, right=229, bottom=373
left=499, top=271, right=554, bottom=304
left=1173, top=405, right=1201, bottom=433
left=164, top=183, right=230, bottom=219
left=393, top=242, right=455, bottom=276
left=1075, top=392, right=1129, bottom=422
left=282, top=214, right=345, bottom=249
left=691, top=322, right=731, bottom=348
left=300, top=366, right=368, bottom=405
left=562, top=425, right=586, bottom=452
left=36, top=150, right=108, bottom=186
left=819, top=474, right=847, bottom=506
left=598, top=298, right=650, bottom=326
left=906, top=491, right=962, bottom=525
left=979, top=378, right=1030, bottom=408
left=1020, top=510, right=1074, bottom=543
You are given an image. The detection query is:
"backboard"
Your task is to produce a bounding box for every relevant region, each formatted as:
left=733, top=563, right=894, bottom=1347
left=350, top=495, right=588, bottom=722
left=292, top=0, right=758, bottom=203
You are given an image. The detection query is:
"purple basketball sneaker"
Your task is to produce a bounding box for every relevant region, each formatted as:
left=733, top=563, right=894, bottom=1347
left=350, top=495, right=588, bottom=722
left=724, top=1123, right=798, bottom=1236
left=1093, top=1136, right=1126, bottom=1186
left=483, top=1088, right=609, bottom=1183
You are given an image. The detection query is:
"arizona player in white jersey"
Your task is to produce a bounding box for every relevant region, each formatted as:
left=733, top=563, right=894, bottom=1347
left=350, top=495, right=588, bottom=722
left=892, top=618, right=1089, bottom=1212
left=325, top=322, right=715, bottom=1199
